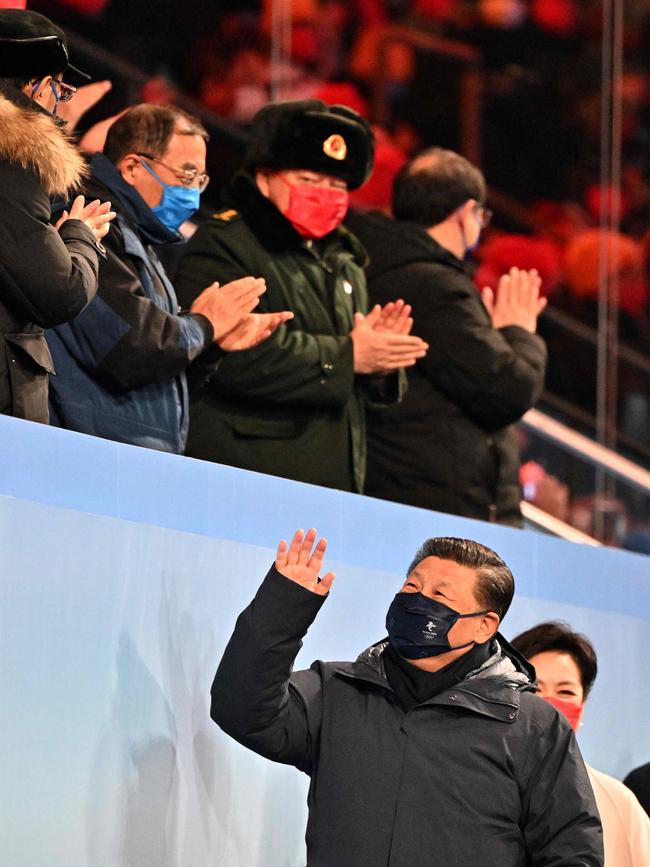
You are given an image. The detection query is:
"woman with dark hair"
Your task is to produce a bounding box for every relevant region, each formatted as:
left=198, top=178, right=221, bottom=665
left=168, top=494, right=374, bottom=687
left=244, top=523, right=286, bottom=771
left=511, top=621, right=650, bottom=866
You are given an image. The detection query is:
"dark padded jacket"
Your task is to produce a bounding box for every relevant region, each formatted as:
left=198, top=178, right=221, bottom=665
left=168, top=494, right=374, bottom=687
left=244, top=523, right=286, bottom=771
left=212, top=567, right=604, bottom=867
left=174, top=172, right=401, bottom=493
left=0, top=84, right=100, bottom=423
left=348, top=210, right=547, bottom=525
left=47, top=153, right=215, bottom=453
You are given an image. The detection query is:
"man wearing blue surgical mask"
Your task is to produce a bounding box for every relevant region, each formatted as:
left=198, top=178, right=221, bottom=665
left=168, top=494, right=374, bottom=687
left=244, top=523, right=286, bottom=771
left=212, top=528, right=604, bottom=866
left=47, top=103, right=292, bottom=453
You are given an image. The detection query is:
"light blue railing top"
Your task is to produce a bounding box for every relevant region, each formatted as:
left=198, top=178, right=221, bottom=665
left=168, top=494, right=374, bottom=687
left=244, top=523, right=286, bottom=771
left=1, top=415, right=648, bottom=618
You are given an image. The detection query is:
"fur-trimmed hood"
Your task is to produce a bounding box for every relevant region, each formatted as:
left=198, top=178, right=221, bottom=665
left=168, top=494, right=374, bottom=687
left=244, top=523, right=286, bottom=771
left=0, top=85, right=86, bottom=196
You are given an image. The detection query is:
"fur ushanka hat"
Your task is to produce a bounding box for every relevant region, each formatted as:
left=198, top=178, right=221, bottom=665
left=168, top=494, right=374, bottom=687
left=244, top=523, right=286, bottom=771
left=246, top=99, right=374, bottom=190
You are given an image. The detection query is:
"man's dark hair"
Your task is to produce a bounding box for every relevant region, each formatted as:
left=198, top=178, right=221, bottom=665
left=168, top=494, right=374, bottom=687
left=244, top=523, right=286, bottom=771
left=407, top=537, right=514, bottom=620
left=0, top=76, right=33, bottom=90
left=104, top=104, right=209, bottom=164
left=392, top=147, right=486, bottom=227
left=510, top=622, right=598, bottom=698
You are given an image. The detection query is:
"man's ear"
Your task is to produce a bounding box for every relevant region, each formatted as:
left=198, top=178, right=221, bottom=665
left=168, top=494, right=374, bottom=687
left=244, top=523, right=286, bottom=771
left=25, top=75, right=52, bottom=101
left=117, top=154, right=141, bottom=187
left=255, top=169, right=271, bottom=197
left=457, top=199, right=476, bottom=222
left=475, top=611, right=500, bottom=644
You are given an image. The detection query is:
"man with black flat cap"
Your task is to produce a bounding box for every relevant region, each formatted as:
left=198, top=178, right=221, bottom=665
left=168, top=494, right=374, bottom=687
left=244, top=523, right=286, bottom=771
left=0, top=8, right=113, bottom=422
left=175, top=99, right=428, bottom=492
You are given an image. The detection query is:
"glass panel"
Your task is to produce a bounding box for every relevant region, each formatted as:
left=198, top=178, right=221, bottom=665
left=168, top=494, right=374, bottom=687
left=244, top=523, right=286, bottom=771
left=519, top=422, right=650, bottom=552
left=29, top=0, right=650, bottom=548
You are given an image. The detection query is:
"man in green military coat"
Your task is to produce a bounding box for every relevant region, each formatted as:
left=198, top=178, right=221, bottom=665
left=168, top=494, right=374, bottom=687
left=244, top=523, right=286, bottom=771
left=175, top=100, right=428, bottom=492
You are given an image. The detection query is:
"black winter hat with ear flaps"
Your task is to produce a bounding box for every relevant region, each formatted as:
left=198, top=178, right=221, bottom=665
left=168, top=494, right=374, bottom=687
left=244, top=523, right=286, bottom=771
left=245, top=99, right=375, bottom=191
left=0, top=9, right=89, bottom=81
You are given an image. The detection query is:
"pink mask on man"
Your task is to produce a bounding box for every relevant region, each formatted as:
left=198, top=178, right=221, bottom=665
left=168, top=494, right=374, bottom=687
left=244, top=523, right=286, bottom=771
left=279, top=176, right=349, bottom=239
left=544, top=695, right=584, bottom=732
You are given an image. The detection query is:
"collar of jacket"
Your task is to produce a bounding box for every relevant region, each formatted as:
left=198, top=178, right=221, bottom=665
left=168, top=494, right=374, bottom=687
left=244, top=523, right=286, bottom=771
left=347, top=209, right=469, bottom=280
left=328, top=633, right=535, bottom=722
left=226, top=170, right=368, bottom=266
left=89, top=152, right=183, bottom=247
left=410, top=222, right=470, bottom=274
left=0, top=81, right=86, bottom=196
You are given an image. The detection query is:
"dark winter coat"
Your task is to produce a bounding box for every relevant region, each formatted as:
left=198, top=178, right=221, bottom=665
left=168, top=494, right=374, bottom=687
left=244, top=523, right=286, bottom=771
left=212, top=566, right=604, bottom=867
left=47, top=153, right=215, bottom=453
left=174, top=172, right=400, bottom=493
left=348, top=210, right=547, bottom=525
left=0, top=83, right=101, bottom=423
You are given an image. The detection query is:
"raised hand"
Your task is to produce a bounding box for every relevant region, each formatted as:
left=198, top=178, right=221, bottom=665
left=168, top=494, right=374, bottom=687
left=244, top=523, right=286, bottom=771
left=350, top=310, right=428, bottom=374
left=190, top=277, right=267, bottom=343
left=218, top=310, right=294, bottom=351
left=79, top=110, right=127, bottom=155
left=275, top=528, right=335, bottom=596
left=56, top=196, right=116, bottom=241
left=56, top=80, right=112, bottom=131
left=481, top=267, right=547, bottom=334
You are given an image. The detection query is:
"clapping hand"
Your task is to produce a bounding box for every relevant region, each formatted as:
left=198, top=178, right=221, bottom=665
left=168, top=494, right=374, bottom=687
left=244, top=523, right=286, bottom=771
left=190, top=277, right=267, bottom=343
left=371, top=299, right=414, bottom=335
left=350, top=305, right=428, bottom=374
left=275, top=528, right=335, bottom=596
left=56, top=196, right=116, bottom=242
left=481, top=267, right=547, bottom=334
left=218, top=310, right=294, bottom=351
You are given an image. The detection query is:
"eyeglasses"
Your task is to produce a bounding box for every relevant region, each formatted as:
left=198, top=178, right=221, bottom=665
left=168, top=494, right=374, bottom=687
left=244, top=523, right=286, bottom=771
left=30, top=77, right=76, bottom=103
left=56, top=80, right=77, bottom=103
left=137, top=153, right=210, bottom=193
left=474, top=204, right=493, bottom=229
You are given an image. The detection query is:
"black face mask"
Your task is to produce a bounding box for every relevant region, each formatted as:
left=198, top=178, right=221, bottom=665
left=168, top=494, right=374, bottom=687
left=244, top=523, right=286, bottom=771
left=386, top=591, right=490, bottom=660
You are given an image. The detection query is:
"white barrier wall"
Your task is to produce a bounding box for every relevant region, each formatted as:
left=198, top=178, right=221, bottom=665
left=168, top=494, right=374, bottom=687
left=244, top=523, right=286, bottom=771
left=1, top=416, right=648, bottom=866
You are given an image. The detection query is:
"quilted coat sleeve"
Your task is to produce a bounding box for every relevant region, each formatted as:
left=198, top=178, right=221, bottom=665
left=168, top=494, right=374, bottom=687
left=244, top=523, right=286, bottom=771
left=211, top=565, right=326, bottom=775
left=522, top=710, right=604, bottom=866
left=0, top=163, right=99, bottom=327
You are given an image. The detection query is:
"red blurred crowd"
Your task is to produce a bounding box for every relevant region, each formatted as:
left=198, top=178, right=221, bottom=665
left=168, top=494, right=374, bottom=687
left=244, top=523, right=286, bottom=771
left=33, top=0, right=650, bottom=322
left=12, top=0, right=650, bottom=547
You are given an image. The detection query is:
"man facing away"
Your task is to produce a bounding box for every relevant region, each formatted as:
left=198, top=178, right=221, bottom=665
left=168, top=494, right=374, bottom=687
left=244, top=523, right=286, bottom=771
left=348, top=148, right=548, bottom=525
left=174, top=99, right=428, bottom=492
left=0, top=9, right=114, bottom=423
left=47, top=104, right=291, bottom=453
left=212, top=528, right=603, bottom=866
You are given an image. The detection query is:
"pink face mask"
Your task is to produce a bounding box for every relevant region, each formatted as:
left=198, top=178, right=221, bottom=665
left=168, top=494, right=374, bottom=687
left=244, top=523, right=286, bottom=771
left=544, top=695, right=584, bottom=732
left=280, top=177, right=349, bottom=239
